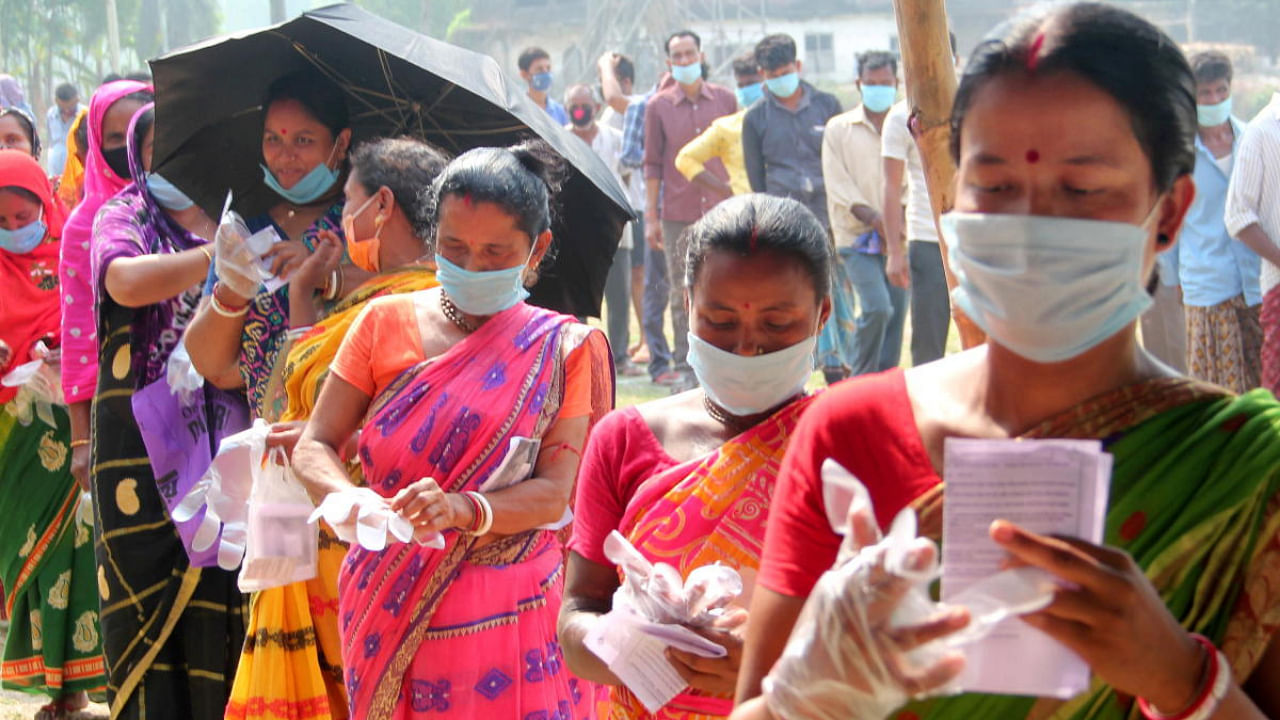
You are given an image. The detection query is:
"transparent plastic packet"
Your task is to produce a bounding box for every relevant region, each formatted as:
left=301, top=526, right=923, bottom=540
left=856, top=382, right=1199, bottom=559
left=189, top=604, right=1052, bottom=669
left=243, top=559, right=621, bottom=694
left=239, top=446, right=318, bottom=592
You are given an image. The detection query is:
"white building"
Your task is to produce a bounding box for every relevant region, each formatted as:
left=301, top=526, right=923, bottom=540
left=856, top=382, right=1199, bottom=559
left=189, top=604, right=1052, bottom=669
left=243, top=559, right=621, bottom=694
left=688, top=12, right=899, bottom=84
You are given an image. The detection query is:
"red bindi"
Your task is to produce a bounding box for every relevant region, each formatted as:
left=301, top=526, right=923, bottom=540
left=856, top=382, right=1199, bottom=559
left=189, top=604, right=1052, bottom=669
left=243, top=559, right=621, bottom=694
left=1025, top=149, right=1040, bottom=164
left=279, top=128, right=288, bottom=136
left=743, top=302, right=751, bottom=310
left=1026, top=32, right=1046, bottom=72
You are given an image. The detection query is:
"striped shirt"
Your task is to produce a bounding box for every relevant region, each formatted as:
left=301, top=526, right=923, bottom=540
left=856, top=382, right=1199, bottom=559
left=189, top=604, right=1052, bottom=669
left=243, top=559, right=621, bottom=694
left=1226, top=92, right=1280, bottom=295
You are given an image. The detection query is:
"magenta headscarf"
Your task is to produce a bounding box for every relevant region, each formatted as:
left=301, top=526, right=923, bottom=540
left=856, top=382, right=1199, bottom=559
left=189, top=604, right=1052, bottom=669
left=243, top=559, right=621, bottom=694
left=59, top=80, right=152, bottom=403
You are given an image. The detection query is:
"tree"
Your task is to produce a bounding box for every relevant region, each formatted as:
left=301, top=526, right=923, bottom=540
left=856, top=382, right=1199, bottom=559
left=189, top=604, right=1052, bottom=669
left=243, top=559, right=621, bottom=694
left=0, top=0, right=149, bottom=119
left=352, top=0, right=473, bottom=39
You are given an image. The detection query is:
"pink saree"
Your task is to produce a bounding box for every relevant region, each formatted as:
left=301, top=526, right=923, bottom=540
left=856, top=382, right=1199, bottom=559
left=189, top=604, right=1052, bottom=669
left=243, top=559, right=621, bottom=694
left=609, top=396, right=816, bottom=719
left=340, top=300, right=610, bottom=719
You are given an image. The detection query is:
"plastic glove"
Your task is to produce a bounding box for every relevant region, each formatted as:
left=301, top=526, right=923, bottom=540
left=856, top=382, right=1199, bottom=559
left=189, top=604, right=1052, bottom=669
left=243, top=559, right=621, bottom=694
left=604, top=530, right=742, bottom=629
left=762, top=468, right=968, bottom=720
left=173, top=419, right=270, bottom=571
left=309, top=487, right=445, bottom=551
left=165, top=339, right=204, bottom=403
left=76, top=492, right=94, bottom=527
left=2, top=341, right=62, bottom=429
left=214, top=210, right=262, bottom=299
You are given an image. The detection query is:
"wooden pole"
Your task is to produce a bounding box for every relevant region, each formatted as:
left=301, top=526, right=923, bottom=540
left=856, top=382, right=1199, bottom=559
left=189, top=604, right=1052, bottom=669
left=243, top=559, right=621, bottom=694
left=891, top=0, right=986, bottom=349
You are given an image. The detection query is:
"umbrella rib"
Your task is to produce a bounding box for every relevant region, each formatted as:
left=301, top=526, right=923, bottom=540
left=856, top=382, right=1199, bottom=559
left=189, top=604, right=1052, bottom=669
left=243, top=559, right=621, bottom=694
left=268, top=32, right=502, bottom=151
left=282, top=38, right=407, bottom=127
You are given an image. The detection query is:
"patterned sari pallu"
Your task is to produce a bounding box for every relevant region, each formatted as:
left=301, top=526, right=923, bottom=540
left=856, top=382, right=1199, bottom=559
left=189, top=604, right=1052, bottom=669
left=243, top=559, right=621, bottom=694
left=610, top=397, right=814, bottom=720
left=897, top=379, right=1280, bottom=720
left=342, top=301, right=602, bottom=719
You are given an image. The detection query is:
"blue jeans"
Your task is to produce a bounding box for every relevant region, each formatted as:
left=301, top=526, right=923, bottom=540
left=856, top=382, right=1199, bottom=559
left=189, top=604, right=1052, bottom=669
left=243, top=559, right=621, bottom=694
left=642, top=239, right=673, bottom=378
left=603, top=243, right=631, bottom=363
left=842, top=248, right=907, bottom=375
left=909, top=240, right=950, bottom=365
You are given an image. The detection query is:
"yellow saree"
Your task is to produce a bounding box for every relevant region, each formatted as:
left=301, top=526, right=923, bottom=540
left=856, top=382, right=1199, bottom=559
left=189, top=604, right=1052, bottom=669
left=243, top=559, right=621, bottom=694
left=225, top=267, right=437, bottom=720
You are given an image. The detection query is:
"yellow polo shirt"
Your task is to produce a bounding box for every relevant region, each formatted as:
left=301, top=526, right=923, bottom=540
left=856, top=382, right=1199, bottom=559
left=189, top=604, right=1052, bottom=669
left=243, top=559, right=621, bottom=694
left=674, top=109, right=750, bottom=196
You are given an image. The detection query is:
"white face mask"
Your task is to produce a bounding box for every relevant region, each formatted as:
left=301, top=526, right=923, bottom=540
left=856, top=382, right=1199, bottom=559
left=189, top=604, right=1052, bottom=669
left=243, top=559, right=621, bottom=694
left=686, top=332, right=816, bottom=416
left=942, top=210, right=1158, bottom=364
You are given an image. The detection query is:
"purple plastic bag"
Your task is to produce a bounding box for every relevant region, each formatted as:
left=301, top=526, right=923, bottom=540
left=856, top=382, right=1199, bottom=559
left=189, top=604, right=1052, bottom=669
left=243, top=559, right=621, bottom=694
left=131, top=379, right=250, bottom=567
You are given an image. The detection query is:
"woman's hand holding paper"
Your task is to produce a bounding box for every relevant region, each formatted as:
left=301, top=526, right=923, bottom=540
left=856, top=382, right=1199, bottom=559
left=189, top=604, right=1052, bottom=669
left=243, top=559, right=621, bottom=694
left=668, top=608, right=748, bottom=695
left=991, top=520, right=1205, bottom=714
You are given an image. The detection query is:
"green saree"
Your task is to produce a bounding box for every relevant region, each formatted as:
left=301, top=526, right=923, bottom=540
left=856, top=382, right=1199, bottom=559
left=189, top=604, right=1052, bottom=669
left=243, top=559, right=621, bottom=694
left=900, top=378, right=1280, bottom=720
left=0, top=401, right=105, bottom=696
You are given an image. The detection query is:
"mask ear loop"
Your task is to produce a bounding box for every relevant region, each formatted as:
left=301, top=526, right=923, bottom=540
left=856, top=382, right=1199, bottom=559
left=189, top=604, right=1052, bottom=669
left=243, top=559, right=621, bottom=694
left=321, top=137, right=341, bottom=173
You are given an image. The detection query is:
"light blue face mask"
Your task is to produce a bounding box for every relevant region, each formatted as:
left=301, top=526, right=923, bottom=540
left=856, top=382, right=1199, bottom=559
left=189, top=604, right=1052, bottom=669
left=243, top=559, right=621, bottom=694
left=1197, top=96, right=1232, bottom=127
left=765, top=71, right=801, bottom=99
left=146, top=172, right=195, bottom=211
left=435, top=251, right=533, bottom=316
left=735, top=82, right=763, bottom=109
left=942, top=210, right=1158, bottom=363
left=670, top=61, right=702, bottom=86
left=860, top=84, right=897, bottom=113
left=686, top=332, right=816, bottom=416
left=0, top=208, right=46, bottom=255
left=530, top=71, right=553, bottom=92
left=261, top=142, right=340, bottom=205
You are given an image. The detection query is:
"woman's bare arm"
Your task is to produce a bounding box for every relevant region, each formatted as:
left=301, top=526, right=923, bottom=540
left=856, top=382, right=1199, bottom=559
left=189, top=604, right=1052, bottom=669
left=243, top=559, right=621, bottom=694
left=735, top=586, right=808, bottom=703
left=292, top=374, right=370, bottom=502
left=559, top=550, right=624, bottom=686
left=104, top=248, right=211, bottom=308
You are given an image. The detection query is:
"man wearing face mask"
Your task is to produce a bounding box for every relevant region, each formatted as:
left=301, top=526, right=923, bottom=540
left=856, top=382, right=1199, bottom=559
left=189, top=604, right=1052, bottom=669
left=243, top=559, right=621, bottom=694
left=674, top=53, right=765, bottom=197
left=1226, top=70, right=1280, bottom=396
left=643, top=29, right=736, bottom=390
left=742, top=34, right=843, bottom=230
left=518, top=46, right=569, bottom=126
left=822, top=50, right=906, bottom=377
left=1176, top=51, right=1261, bottom=393
left=565, top=83, right=642, bottom=378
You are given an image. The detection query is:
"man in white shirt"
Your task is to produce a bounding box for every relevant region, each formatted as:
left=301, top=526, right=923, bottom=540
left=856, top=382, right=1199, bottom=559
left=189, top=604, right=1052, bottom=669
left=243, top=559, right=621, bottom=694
left=46, top=82, right=84, bottom=175
left=882, top=101, right=948, bottom=365
left=822, top=50, right=904, bottom=377
left=566, top=84, right=643, bottom=376
left=881, top=35, right=958, bottom=367
left=1226, top=91, right=1280, bottom=395
left=598, top=52, right=650, bottom=364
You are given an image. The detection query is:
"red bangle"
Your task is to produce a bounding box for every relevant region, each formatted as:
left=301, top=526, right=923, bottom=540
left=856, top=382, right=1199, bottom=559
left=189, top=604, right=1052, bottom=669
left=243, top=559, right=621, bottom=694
left=1137, top=634, right=1218, bottom=720
left=212, top=282, right=250, bottom=310
left=461, top=492, right=482, bottom=533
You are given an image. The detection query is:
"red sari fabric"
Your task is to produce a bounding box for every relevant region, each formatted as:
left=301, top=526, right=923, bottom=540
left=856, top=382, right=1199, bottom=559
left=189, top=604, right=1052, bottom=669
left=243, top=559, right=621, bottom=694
left=340, top=300, right=608, bottom=718
left=758, top=369, right=940, bottom=599
left=1262, top=285, right=1280, bottom=396
left=0, top=150, right=65, bottom=405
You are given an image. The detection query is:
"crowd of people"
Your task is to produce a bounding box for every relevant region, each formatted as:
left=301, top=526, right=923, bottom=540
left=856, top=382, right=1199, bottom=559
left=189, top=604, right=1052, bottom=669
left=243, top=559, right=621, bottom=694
left=1, top=1, right=1280, bottom=719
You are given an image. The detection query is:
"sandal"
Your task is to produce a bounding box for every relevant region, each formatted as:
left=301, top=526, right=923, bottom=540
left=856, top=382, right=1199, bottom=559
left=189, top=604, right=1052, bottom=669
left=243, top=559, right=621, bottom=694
left=34, top=691, right=89, bottom=720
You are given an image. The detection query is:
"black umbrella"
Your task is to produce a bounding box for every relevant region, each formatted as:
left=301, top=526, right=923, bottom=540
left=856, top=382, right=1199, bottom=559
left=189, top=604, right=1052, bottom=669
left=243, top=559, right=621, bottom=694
left=149, top=3, right=633, bottom=316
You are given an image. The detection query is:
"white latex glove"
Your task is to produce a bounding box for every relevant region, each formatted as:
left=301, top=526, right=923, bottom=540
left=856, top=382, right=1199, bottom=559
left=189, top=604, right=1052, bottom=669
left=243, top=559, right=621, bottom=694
left=762, top=499, right=968, bottom=720
left=763, top=460, right=1056, bottom=720
left=309, top=487, right=445, bottom=551
left=214, top=212, right=262, bottom=299
left=165, top=339, right=204, bottom=403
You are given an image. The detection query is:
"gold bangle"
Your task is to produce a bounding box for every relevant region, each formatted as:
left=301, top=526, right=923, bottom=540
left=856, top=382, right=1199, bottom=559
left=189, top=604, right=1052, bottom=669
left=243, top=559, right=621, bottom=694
left=198, top=245, right=213, bottom=266
left=70, top=439, right=90, bottom=449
